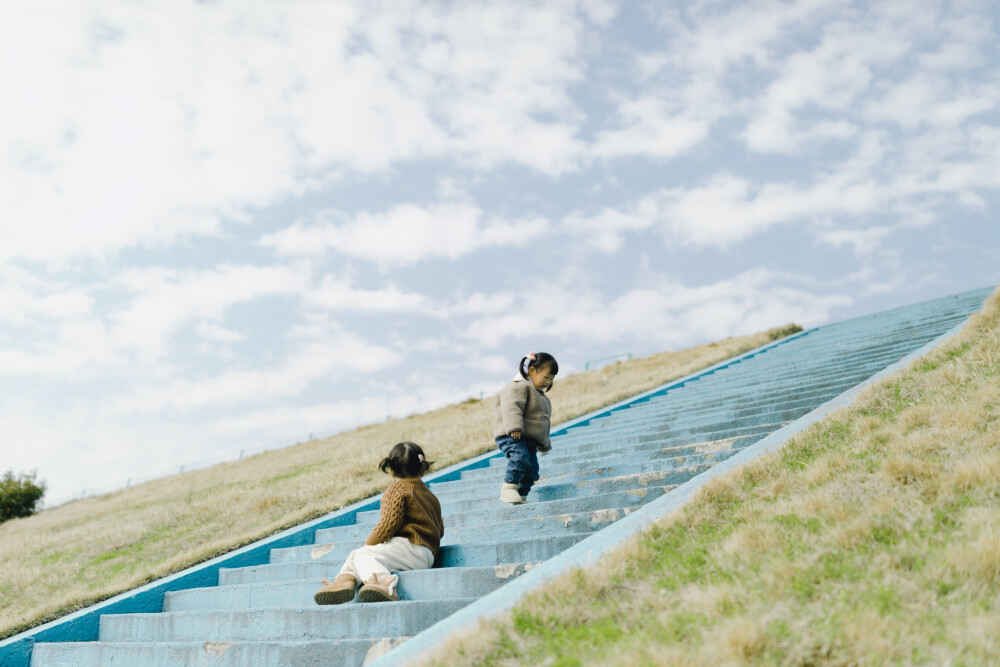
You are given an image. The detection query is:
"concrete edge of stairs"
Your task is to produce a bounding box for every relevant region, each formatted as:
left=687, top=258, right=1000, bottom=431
left=0, top=328, right=816, bottom=667
left=369, top=313, right=977, bottom=667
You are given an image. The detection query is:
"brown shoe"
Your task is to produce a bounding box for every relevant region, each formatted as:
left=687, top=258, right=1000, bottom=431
left=357, top=574, right=399, bottom=603
left=314, top=573, right=357, bottom=605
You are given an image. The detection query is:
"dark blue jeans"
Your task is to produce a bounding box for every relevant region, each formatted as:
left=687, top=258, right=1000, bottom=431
left=496, top=434, right=540, bottom=497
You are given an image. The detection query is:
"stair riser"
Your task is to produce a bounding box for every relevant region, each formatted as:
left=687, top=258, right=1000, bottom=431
left=99, top=600, right=475, bottom=642
left=568, top=362, right=896, bottom=430
left=479, top=422, right=785, bottom=465
left=275, top=506, right=635, bottom=565
left=235, top=536, right=588, bottom=582
left=485, top=439, right=740, bottom=477
left=585, top=382, right=855, bottom=428
left=516, top=431, right=770, bottom=469
left=400, top=467, right=688, bottom=511
left=167, top=564, right=538, bottom=611
left=594, top=341, right=940, bottom=410
left=31, top=640, right=401, bottom=667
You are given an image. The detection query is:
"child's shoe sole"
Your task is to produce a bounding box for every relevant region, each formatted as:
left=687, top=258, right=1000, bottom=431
left=314, top=588, right=355, bottom=605
left=358, top=588, right=397, bottom=603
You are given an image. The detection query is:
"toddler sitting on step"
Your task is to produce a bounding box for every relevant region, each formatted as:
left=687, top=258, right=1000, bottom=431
left=314, top=442, right=444, bottom=604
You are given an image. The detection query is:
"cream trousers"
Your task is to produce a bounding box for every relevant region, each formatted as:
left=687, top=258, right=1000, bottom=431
left=338, top=536, right=434, bottom=593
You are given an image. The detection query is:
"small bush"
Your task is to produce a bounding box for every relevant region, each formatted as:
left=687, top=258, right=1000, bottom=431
left=1, top=470, right=46, bottom=523
left=768, top=324, right=805, bottom=341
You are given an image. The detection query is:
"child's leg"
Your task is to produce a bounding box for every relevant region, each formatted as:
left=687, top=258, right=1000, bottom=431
left=497, top=435, right=531, bottom=490
left=351, top=537, right=434, bottom=593
left=517, top=442, right=541, bottom=498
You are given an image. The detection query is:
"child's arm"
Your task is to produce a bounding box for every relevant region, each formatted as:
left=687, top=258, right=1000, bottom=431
left=365, top=483, right=405, bottom=546
left=498, top=382, right=529, bottom=438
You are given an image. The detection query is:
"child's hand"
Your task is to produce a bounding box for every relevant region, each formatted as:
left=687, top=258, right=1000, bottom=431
left=510, top=430, right=522, bottom=440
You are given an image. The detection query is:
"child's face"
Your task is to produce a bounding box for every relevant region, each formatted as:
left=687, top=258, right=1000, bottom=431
left=528, top=363, right=555, bottom=392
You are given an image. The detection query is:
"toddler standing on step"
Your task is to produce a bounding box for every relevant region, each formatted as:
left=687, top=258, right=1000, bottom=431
left=494, top=352, right=559, bottom=505
left=314, top=442, right=443, bottom=605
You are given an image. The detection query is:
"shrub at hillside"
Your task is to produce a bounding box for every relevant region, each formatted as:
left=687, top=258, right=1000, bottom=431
left=1, top=470, right=46, bottom=523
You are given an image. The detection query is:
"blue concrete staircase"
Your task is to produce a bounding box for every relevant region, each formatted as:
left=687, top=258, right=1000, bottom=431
left=28, top=288, right=993, bottom=666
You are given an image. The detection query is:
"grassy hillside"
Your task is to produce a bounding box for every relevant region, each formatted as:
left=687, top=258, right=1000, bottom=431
left=430, top=289, right=1000, bottom=667
left=0, top=324, right=801, bottom=640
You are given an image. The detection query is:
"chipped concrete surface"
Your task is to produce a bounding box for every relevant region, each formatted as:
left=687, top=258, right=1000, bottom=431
left=590, top=509, right=619, bottom=523
left=202, top=642, right=231, bottom=655
left=364, top=637, right=409, bottom=665
left=494, top=564, right=520, bottom=579
left=310, top=543, right=334, bottom=559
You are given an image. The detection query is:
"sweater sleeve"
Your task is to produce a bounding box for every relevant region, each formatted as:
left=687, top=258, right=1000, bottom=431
left=498, top=382, right=529, bottom=435
left=366, top=483, right=405, bottom=546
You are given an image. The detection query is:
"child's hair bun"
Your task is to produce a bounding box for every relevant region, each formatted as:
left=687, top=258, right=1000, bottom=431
left=379, top=442, right=433, bottom=477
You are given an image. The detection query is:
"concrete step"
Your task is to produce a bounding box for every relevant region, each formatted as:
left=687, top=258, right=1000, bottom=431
left=534, top=431, right=771, bottom=469
left=99, top=599, right=477, bottom=642
left=488, top=422, right=784, bottom=462
left=331, top=469, right=709, bottom=541
left=434, top=490, right=679, bottom=530
left=626, top=337, right=943, bottom=398
left=165, top=563, right=540, bottom=611
left=427, top=465, right=691, bottom=505
left=31, top=638, right=410, bottom=667
left=314, top=497, right=645, bottom=549
left=572, top=360, right=897, bottom=422
left=431, top=463, right=716, bottom=501
left=596, top=385, right=845, bottom=425
left=225, top=535, right=590, bottom=584
left=589, top=368, right=888, bottom=421
left=484, top=435, right=745, bottom=475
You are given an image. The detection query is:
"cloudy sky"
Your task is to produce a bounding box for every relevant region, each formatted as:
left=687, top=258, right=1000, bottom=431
left=2, top=0, right=998, bottom=506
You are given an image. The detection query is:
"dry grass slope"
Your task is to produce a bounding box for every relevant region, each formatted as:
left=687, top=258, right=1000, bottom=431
left=0, top=324, right=801, bottom=640
left=429, top=288, right=1000, bottom=666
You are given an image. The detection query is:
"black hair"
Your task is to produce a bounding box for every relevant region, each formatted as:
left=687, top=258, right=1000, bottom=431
left=378, top=441, right=433, bottom=478
left=519, top=352, right=559, bottom=391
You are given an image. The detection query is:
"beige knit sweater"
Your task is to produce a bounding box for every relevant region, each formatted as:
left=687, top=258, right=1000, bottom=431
left=365, top=477, right=444, bottom=555
left=493, top=376, right=552, bottom=450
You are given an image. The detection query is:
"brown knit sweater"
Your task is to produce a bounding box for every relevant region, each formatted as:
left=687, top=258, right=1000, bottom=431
left=365, top=477, right=444, bottom=555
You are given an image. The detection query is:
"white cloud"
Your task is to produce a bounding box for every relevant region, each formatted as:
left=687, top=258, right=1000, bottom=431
left=814, top=226, right=895, bottom=256
left=261, top=202, right=550, bottom=266
left=196, top=321, right=245, bottom=343
left=0, top=266, right=94, bottom=326
left=306, top=277, right=433, bottom=313
left=462, top=269, right=852, bottom=348
left=0, top=1, right=604, bottom=267
left=111, top=332, right=399, bottom=414
left=591, top=97, right=709, bottom=160
left=563, top=201, right=657, bottom=253
left=864, top=75, right=1000, bottom=130
left=564, top=162, right=884, bottom=252
left=109, top=264, right=308, bottom=360
left=654, top=0, right=844, bottom=74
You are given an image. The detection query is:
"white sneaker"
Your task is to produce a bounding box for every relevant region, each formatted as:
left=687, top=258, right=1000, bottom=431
left=499, top=482, right=524, bottom=504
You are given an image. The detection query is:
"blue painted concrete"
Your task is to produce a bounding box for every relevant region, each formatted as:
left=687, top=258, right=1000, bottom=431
left=8, top=286, right=991, bottom=667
